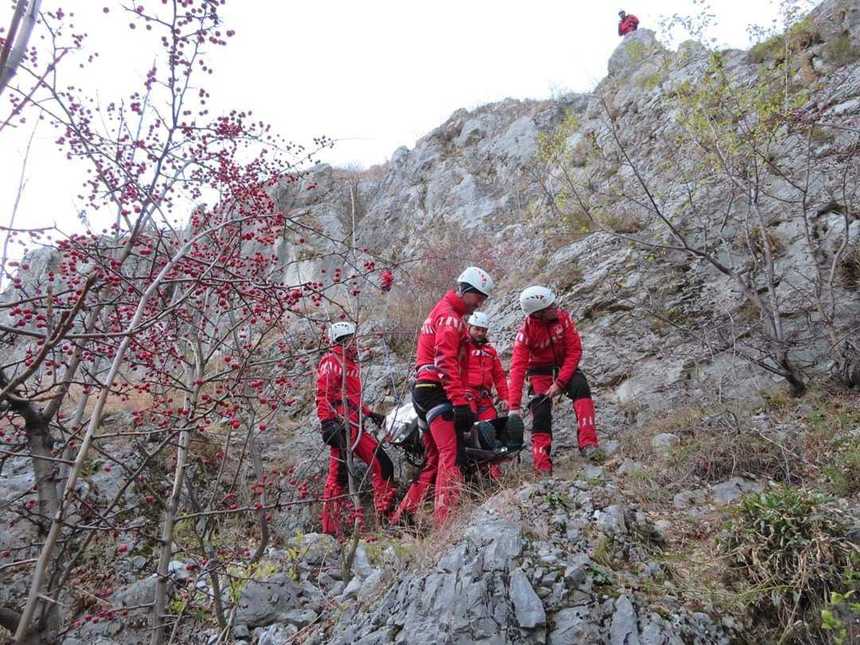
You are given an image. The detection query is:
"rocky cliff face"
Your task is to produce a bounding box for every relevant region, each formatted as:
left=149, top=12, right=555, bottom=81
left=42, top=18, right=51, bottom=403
left=251, top=2, right=860, bottom=640
left=3, top=1, right=860, bottom=644
left=272, top=2, right=859, bottom=420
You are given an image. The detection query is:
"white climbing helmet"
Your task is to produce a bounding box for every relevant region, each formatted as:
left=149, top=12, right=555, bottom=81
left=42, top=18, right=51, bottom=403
left=457, top=266, right=494, bottom=296
left=328, top=321, right=356, bottom=343
left=467, top=311, right=490, bottom=329
left=519, top=286, right=556, bottom=315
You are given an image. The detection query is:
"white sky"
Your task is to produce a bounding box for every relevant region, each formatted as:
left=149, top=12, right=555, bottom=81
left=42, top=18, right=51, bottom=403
left=1, top=0, right=812, bottom=258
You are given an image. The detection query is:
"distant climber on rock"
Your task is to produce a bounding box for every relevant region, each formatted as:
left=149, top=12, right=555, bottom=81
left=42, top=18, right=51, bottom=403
left=507, top=286, right=601, bottom=474
left=380, top=268, right=394, bottom=292
left=391, top=266, right=494, bottom=526
left=618, top=9, right=639, bottom=36
left=463, top=311, right=509, bottom=479
left=316, top=321, right=396, bottom=536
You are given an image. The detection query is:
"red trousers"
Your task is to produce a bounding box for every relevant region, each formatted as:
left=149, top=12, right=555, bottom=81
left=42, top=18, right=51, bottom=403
left=392, top=412, right=462, bottom=526
left=321, top=426, right=396, bottom=536
left=528, top=372, right=598, bottom=473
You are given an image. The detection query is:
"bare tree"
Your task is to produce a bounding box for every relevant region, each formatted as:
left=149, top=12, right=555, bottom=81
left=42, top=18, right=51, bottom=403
left=526, top=30, right=859, bottom=395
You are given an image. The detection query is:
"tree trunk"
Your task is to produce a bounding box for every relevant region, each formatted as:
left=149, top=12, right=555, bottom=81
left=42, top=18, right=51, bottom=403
left=247, top=431, right=269, bottom=565
left=780, top=354, right=807, bottom=397
left=0, top=389, right=62, bottom=643
left=149, top=426, right=189, bottom=645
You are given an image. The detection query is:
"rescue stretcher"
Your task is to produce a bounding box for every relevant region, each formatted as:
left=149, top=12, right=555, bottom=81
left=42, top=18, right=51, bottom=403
left=381, top=401, right=525, bottom=468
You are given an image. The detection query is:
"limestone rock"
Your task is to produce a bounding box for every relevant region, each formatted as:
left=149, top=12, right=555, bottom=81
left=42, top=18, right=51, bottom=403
left=710, top=478, right=764, bottom=505
left=235, top=573, right=305, bottom=629
left=611, top=595, right=641, bottom=645
left=651, top=433, right=680, bottom=455
left=510, top=568, right=546, bottom=628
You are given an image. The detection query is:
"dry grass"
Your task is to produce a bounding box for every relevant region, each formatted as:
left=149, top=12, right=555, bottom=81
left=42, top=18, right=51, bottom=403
left=732, top=227, right=785, bottom=259
left=614, top=400, right=818, bottom=511
left=611, top=392, right=860, bottom=641
left=618, top=405, right=707, bottom=462
left=838, top=240, right=860, bottom=289
left=399, top=492, right=483, bottom=569
left=651, top=519, right=749, bottom=621
left=391, top=462, right=537, bottom=570
left=596, top=210, right=642, bottom=234
left=722, top=485, right=860, bottom=643
left=61, top=382, right=156, bottom=419
left=381, top=291, right=427, bottom=359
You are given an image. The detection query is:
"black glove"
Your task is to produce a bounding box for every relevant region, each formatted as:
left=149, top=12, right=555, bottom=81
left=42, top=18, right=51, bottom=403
left=368, top=411, right=386, bottom=427
left=453, top=405, right=475, bottom=435
left=320, top=419, right=345, bottom=448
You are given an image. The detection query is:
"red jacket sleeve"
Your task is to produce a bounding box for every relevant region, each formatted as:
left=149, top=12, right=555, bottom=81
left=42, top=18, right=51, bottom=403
left=315, top=355, right=340, bottom=422
left=492, top=350, right=509, bottom=402
left=507, top=323, right=529, bottom=410
left=435, top=314, right=468, bottom=406
left=556, top=315, right=583, bottom=387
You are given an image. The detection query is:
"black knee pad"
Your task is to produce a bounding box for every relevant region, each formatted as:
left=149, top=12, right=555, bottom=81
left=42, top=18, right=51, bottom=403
left=566, top=370, right=592, bottom=400
left=376, top=449, right=394, bottom=482
left=529, top=396, right=553, bottom=435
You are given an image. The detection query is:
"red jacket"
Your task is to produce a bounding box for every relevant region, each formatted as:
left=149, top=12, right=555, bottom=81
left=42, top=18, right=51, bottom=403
left=463, top=338, right=509, bottom=402
left=507, top=308, right=583, bottom=410
left=315, top=345, right=372, bottom=424
left=618, top=14, right=639, bottom=36
left=415, top=290, right=469, bottom=406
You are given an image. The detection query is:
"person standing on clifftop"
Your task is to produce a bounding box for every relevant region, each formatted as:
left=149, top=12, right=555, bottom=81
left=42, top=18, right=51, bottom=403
left=507, top=286, right=602, bottom=474
left=618, top=10, right=639, bottom=36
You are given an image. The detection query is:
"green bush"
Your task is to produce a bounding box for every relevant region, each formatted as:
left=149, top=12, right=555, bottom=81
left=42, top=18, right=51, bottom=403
left=722, top=486, right=860, bottom=642
left=638, top=70, right=665, bottom=91
left=821, top=579, right=860, bottom=645
left=823, top=34, right=860, bottom=68
left=749, top=35, right=784, bottom=64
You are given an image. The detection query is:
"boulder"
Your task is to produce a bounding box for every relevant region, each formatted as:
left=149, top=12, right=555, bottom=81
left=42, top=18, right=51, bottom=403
left=235, top=574, right=306, bottom=629
left=710, top=478, right=764, bottom=505
left=510, top=568, right=546, bottom=628
left=610, top=595, right=641, bottom=645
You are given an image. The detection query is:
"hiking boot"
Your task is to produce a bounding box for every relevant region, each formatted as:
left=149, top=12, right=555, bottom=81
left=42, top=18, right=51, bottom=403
left=580, top=445, right=605, bottom=463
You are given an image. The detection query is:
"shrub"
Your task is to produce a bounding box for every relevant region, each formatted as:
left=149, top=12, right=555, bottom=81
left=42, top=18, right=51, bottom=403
left=380, top=219, right=509, bottom=358
left=733, top=227, right=785, bottom=259
left=638, top=69, right=665, bottom=91
left=722, top=486, right=860, bottom=642
left=749, top=35, right=784, bottom=64
left=596, top=210, right=642, bottom=234
left=838, top=240, right=859, bottom=289
left=382, top=292, right=426, bottom=359
left=559, top=206, right=593, bottom=238
left=823, top=34, right=860, bottom=68
left=821, top=581, right=860, bottom=645
left=678, top=431, right=803, bottom=484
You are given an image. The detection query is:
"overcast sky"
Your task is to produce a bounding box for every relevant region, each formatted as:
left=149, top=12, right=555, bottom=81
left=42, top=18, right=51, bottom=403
left=1, top=0, right=814, bottom=258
